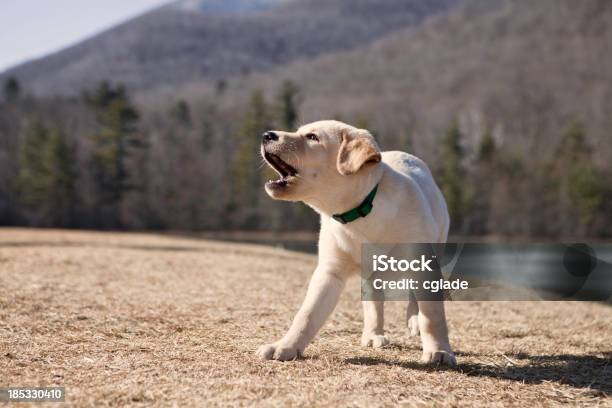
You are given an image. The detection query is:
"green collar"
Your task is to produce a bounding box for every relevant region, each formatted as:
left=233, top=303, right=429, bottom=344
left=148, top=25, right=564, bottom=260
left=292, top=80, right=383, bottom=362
left=332, top=184, right=379, bottom=224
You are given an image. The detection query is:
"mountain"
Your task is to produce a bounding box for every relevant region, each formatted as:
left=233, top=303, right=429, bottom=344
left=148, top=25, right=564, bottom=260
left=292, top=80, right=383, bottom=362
left=0, top=0, right=463, bottom=96
left=206, top=0, right=612, bottom=157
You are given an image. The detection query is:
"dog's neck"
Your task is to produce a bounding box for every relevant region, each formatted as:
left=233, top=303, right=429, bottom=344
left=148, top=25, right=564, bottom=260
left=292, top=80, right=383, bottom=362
left=304, top=164, right=384, bottom=217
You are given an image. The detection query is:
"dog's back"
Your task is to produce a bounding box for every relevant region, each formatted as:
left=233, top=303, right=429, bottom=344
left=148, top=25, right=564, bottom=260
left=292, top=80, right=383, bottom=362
left=382, top=151, right=450, bottom=243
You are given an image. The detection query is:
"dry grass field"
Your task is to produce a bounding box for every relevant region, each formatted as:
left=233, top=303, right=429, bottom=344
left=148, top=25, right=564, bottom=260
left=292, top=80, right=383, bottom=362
left=0, top=228, right=610, bottom=407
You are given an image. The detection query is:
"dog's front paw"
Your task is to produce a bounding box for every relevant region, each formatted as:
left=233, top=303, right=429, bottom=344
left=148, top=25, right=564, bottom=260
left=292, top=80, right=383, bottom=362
left=421, top=349, right=457, bottom=367
left=361, top=334, right=390, bottom=348
left=256, top=342, right=302, bottom=361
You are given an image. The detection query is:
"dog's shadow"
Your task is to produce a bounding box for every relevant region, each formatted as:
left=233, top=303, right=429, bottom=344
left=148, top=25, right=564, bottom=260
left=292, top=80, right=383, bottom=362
left=345, top=351, right=612, bottom=394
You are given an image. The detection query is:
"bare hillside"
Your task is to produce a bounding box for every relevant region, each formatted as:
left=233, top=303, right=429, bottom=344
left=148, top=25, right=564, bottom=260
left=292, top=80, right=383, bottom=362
left=204, top=0, right=612, bottom=157
left=0, top=0, right=462, bottom=96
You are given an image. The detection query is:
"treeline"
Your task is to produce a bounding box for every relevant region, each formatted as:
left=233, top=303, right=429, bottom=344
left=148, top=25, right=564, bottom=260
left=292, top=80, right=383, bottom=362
left=0, top=76, right=610, bottom=237
left=0, top=77, right=318, bottom=231
left=439, top=122, right=611, bottom=238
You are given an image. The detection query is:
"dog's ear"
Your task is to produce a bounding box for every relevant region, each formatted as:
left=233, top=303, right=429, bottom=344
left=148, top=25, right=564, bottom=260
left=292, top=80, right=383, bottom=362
left=336, top=128, right=382, bottom=176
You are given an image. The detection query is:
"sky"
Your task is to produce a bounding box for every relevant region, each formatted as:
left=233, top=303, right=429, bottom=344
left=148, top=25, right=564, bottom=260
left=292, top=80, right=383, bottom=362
left=0, top=0, right=172, bottom=73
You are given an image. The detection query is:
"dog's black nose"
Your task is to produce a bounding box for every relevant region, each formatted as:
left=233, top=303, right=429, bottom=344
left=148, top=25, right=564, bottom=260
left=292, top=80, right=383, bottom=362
left=262, top=131, right=278, bottom=144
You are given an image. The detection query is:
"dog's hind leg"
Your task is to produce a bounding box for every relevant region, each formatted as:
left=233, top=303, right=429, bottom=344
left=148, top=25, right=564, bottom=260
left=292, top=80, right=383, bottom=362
left=361, top=300, right=389, bottom=348
left=406, top=290, right=420, bottom=336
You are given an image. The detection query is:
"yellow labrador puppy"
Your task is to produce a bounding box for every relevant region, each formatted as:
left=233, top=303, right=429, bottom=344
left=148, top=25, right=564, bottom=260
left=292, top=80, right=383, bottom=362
left=257, top=120, right=455, bottom=366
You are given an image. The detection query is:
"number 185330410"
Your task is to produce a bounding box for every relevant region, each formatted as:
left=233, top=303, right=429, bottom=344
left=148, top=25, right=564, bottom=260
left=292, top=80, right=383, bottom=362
left=0, top=387, right=65, bottom=402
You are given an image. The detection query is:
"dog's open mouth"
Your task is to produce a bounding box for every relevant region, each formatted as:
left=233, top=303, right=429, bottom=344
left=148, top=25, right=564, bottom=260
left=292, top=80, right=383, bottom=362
left=264, top=152, right=298, bottom=189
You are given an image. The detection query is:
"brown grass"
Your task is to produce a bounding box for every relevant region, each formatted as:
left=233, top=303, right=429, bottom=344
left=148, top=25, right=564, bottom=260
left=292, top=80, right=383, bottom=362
left=0, top=228, right=610, bottom=407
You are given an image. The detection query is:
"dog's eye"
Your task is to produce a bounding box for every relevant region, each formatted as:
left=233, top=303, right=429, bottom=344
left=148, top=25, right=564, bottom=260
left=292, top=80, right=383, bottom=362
left=305, top=133, right=319, bottom=142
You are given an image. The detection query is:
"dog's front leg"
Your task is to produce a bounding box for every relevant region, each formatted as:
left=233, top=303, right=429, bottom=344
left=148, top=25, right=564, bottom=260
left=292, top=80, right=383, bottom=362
left=417, top=300, right=456, bottom=366
left=361, top=301, right=389, bottom=348
left=257, top=265, right=346, bottom=361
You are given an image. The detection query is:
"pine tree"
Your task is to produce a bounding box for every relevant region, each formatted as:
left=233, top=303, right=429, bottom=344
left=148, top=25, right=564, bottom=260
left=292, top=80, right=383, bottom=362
left=17, top=122, right=50, bottom=209
left=477, top=129, right=496, bottom=163
left=172, top=99, right=192, bottom=127
left=440, top=122, right=466, bottom=229
left=200, top=116, right=213, bottom=151
left=3, top=77, right=20, bottom=103
left=85, top=82, right=145, bottom=227
left=215, top=79, right=227, bottom=96
left=556, top=121, right=606, bottom=234
left=469, top=129, right=497, bottom=234
left=17, top=123, right=76, bottom=226
left=45, top=128, right=77, bottom=226
left=276, top=80, right=299, bottom=129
